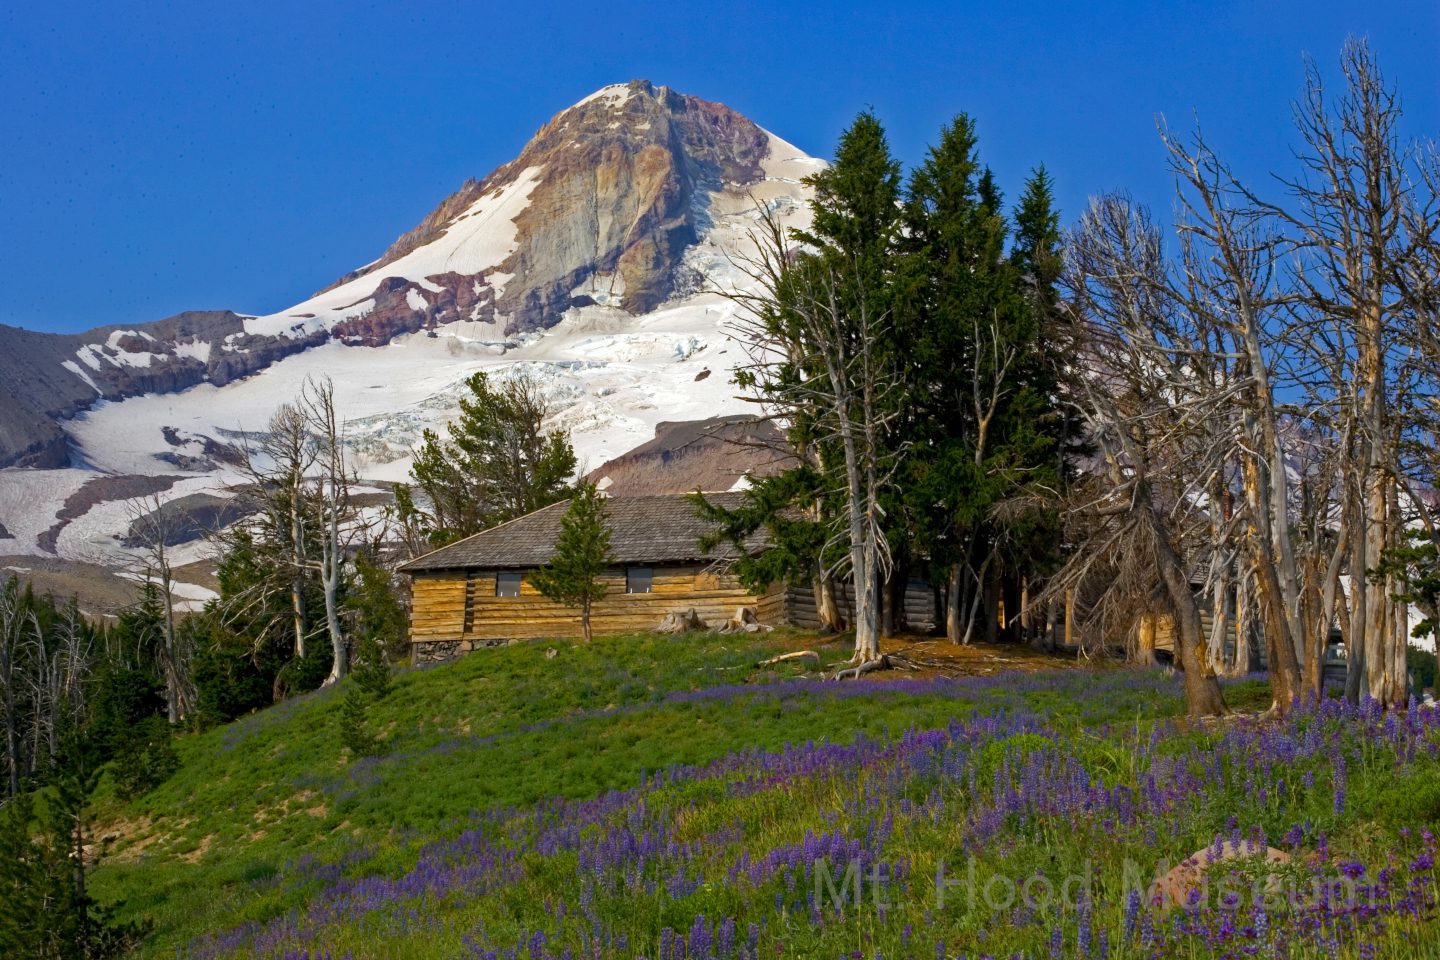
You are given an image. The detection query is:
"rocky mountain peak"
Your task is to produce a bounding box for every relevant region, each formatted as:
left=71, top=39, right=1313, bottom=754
left=318, top=80, right=777, bottom=340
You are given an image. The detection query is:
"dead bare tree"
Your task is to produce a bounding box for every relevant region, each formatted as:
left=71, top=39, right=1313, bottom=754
left=298, top=376, right=359, bottom=686
left=217, top=377, right=364, bottom=688
left=1160, top=125, right=1313, bottom=710
left=943, top=311, right=1028, bottom=646
left=1249, top=41, right=1439, bottom=707
left=0, top=579, right=37, bottom=797
left=125, top=492, right=195, bottom=722
left=238, top=402, right=318, bottom=661
left=1060, top=195, right=1229, bottom=716
left=25, top=597, right=91, bottom=766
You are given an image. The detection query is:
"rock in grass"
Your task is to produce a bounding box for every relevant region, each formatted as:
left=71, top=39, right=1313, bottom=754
left=1150, top=840, right=1292, bottom=909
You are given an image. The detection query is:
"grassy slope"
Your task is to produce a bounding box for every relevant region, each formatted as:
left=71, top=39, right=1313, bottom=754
left=91, top=631, right=1163, bottom=955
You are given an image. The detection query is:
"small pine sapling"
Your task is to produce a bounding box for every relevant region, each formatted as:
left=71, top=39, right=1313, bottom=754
left=530, top=482, right=613, bottom=643
left=338, top=686, right=380, bottom=759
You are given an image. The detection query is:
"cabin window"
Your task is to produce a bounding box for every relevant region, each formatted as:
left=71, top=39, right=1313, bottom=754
left=626, top=567, right=653, bottom=594
left=496, top=571, right=522, bottom=597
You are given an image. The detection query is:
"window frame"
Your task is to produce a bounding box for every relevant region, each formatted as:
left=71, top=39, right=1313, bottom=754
left=495, top=570, right=523, bottom=598
left=626, top=566, right=654, bottom=594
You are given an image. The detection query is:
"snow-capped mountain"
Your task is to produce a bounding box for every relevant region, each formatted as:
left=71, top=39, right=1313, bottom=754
left=0, top=80, right=819, bottom=604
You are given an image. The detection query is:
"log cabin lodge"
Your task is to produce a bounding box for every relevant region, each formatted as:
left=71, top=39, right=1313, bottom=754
left=400, top=493, right=788, bottom=661
left=400, top=491, right=1352, bottom=671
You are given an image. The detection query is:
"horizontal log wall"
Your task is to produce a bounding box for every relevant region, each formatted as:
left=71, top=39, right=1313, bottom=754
left=411, top=576, right=469, bottom=642
left=410, top=566, right=784, bottom=645
left=783, top=580, right=938, bottom=632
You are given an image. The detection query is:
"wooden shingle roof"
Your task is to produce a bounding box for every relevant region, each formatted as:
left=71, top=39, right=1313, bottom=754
left=398, top=492, right=761, bottom=573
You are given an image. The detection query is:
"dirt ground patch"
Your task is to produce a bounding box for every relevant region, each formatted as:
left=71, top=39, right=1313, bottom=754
left=0, top=555, right=142, bottom=617
left=179, top=835, right=213, bottom=864
left=97, top=814, right=158, bottom=864
left=775, top=632, right=1089, bottom=680
left=172, top=557, right=220, bottom=593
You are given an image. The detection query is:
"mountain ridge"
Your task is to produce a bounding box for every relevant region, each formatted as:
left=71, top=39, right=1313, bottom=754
left=0, top=80, right=807, bottom=469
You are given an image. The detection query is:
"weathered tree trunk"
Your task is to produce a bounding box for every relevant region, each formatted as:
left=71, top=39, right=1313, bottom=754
left=1135, top=613, right=1159, bottom=667
left=1239, top=458, right=1303, bottom=712
left=945, top=565, right=962, bottom=644
left=321, top=542, right=347, bottom=685
left=1253, top=556, right=1301, bottom=713
left=1019, top=577, right=1031, bottom=642
left=160, top=563, right=183, bottom=723
left=290, top=581, right=307, bottom=659
left=981, top=578, right=1000, bottom=645
left=851, top=536, right=881, bottom=662
left=1304, top=534, right=1348, bottom=699
left=1225, top=574, right=1251, bottom=676
left=814, top=572, right=843, bottom=632
left=289, top=477, right=308, bottom=659
left=1345, top=521, right=1368, bottom=705
left=305, top=379, right=354, bottom=689
left=1151, top=521, right=1227, bottom=716
left=1364, top=475, right=1405, bottom=705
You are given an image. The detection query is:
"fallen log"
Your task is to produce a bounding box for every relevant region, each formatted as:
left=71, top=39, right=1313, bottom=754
left=758, top=650, right=820, bottom=667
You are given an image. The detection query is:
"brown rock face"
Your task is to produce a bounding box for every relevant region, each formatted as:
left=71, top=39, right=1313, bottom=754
left=0, top=311, right=326, bottom=468
left=586, top=415, right=794, bottom=495
left=331, top=80, right=775, bottom=336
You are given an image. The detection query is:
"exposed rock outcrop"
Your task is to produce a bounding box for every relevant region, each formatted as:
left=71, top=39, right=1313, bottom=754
left=0, top=312, right=326, bottom=468
left=120, top=493, right=255, bottom=549
left=586, top=415, right=794, bottom=495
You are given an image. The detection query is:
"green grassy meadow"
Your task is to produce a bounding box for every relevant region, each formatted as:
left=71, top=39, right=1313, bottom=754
left=88, top=632, right=1440, bottom=959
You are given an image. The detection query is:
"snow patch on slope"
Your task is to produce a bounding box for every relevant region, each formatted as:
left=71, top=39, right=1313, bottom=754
left=575, top=83, right=636, bottom=109
left=243, top=165, right=545, bottom=338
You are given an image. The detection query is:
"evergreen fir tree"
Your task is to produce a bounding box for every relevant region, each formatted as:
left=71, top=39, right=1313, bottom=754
left=409, top=371, right=576, bottom=545
left=347, top=550, right=404, bottom=698
left=706, top=111, right=1077, bottom=650
left=1011, top=165, right=1063, bottom=297
left=1, top=738, right=151, bottom=958
left=710, top=111, right=911, bottom=649
left=338, top=685, right=380, bottom=758
left=531, top=483, right=613, bottom=643
left=0, top=792, right=44, bottom=953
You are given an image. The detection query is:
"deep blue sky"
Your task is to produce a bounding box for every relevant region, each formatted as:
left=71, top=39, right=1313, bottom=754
left=2, top=1, right=1436, bottom=334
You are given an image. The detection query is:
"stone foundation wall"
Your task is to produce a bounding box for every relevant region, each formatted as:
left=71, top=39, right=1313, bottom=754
left=412, top=637, right=520, bottom=665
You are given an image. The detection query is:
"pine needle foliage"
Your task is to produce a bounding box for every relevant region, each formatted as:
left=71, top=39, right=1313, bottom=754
left=530, top=482, right=614, bottom=643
